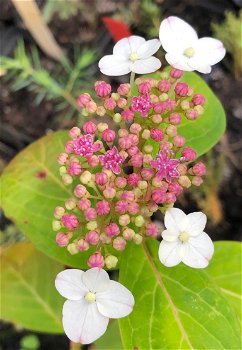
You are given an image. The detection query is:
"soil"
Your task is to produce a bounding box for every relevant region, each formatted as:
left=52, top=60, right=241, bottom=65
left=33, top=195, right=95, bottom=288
left=0, top=0, right=241, bottom=349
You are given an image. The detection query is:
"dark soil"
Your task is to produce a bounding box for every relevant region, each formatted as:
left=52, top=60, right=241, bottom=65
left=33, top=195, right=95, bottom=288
left=0, top=0, right=241, bottom=349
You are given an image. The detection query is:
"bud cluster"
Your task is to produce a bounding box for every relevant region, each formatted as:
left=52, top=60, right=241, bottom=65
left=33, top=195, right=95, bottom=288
left=53, top=68, right=206, bottom=269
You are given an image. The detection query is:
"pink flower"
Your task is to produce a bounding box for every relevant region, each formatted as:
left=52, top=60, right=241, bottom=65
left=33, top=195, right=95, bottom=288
left=175, top=82, right=189, bottom=96
left=56, top=233, right=70, bottom=247
left=121, top=109, right=134, bottom=122
left=131, top=93, right=153, bottom=117
left=83, top=121, right=97, bottom=134
left=84, top=208, right=97, bottom=221
left=95, top=81, right=111, bottom=97
left=99, top=146, right=125, bottom=174
left=170, top=68, right=184, bottom=79
left=105, top=223, right=120, bottom=237
left=146, top=223, right=160, bottom=237
left=96, top=200, right=110, bottom=215
left=95, top=172, right=108, bottom=186
left=115, top=200, right=129, bottom=214
left=68, top=160, right=82, bottom=176
left=138, top=82, right=151, bottom=94
left=192, top=94, right=206, bottom=106
left=78, top=198, right=91, bottom=211
left=102, top=128, right=116, bottom=142
left=61, top=214, right=79, bottom=229
left=127, top=173, right=141, bottom=187
left=150, top=128, right=164, bottom=142
left=192, top=162, right=206, bottom=176
left=181, top=147, right=197, bottom=161
left=151, top=189, right=167, bottom=204
left=85, top=231, right=99, bottom=245
left=150, top=151, right=180, bottom=182
left=157, top=80, right=171, bottom=92
left=73, top=134, right=101, bottom=157
left=87, top=252, right=104, bottom=268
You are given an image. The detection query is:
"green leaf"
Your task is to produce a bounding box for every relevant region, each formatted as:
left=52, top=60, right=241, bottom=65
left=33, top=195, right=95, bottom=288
left=95, top=321, right=123, bottom=349
left=0, top=242, right=64, bottom=333
left=1, top=131, right=92, bottom=268
left=206, top=241, right=242, bottom=325
left=119, top=239, right=241, bottom=349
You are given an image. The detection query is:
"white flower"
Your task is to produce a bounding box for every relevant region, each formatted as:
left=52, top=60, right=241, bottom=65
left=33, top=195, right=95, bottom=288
left=55, top=268, right=134, bottom=344
left=159, top=16, right=226, bottom=74
left=158, top=208, right=214, bottom=268
left=98, top=35, right=161, bottom=76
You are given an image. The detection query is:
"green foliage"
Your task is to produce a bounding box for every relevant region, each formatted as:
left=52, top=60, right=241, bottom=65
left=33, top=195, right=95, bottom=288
left=20, top=335, right=40, bottom=350
left=212, top=11, right=242, bottom=78
left=95, top=321, right=123, bottom=349
left=0, top=242, right=63, bottom=333
left=138, top=0, right=162, bottom=38
left=119, top=240, right=241, bottom=350
left=43, top=0, right=80, bottom=22
left=0, top=41, right=97, bottom=121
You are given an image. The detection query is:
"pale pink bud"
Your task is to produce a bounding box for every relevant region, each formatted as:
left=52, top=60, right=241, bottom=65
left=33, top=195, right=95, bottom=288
left=64, top=141, right=74, bottom=153
left=105, top=223, right=120, bottom=237
left=192, top=162, right=206, bottom=176
left=104, top=97, right=116, bottom=110
left=83, top=121, right=97, bottom=134
left=74, top=184, right=86, bottom=198
left=113, top=237, right=126, bottom=251
left=165, top=192, right=176, bottom=203
left=192, top=94, right=206, bottom=106
left=69, top=127, right=81, bottom=139
left=96, top=106, right=106, bottom=116
left=150, top=128, right=164, bottom=142
left=175, top=82, right=189, bottom=96
left=115, top=177, right=127, bottom=188
left=57, top=153, right=68, bottom=165
left=192, top=176, right=203, bottom=186
left=146, top=223, right=160, bottom=237
left=128, top=202, right=139, bottom=215
left=121, top=191, right=135, bottom=202
left=173, top=135, right=185, bottom=147
left=127, top=146, right=139, bottom=156
left=84, top=208, right=97, bottom=221
left=121, top=109, right=134, bottom=122
left=95, top=172, right=108, bottom=186
left=117, top=98, right=127, bottom=108
left=128, top=134, right=139, bottom=146
left=68, top=161, right=82, bottom=176
left=141, top=168, right=154, bottom=180
left=130, top=154, right=143, bottom=167
left=152, top=189, right=166, bottom=204
left=102, top=128, right=116, bottom=142
left=65, top=198, right=76, bottom=210
left=152, top=114, right=163, bottom=124
left=166, top=125, right=177, bottom=137
left=85, top=231, right=99, bottom=245
left=117, top=83, right=130, bottom=95
left=170, top=68, right=183, bottom=79
left=150, top=94, right=159, bottom=103
left=115, top=200, right=129, bottom=214
left=118, top=136, right=131, bottom=150
left=77, top=93, right=90, bottom=107
left=138, top=82, right=151, bottom=94
left=178, top=175, right=192, bottom=188
left=181, top=147, right=197, bottom=161
left=88, top=155, right=99, bottom=167
left=62, top=174, right=73, bottom=185
left=56, top=232, right=69, bottom=247
left=95, top=81, right=111, bottom=97
left=54, top=206, right=65, bottom=219
left=88, top=252, right=104, bottom=268
left=78, top=239, right=89, bottom=251
left=158, top=80, right=171, bottom=92
left=148, top=201, right=158, bottom=212
left=168, top=182, right=183, bottom=195
left=78, top=198, right=91, bottom=211
left=123, top=228, right=135, bottom=240
left=177, top=164, right=187, bottom=175
left=96, top=200, right=110, bottom=215
left=119, top=214, right=130, bottom=226
left=86, top=101, right=97, bottom=113
left=103, top=187, right=116, bottom=199
left=185, top=109, right=198, bottom=120
left=61, top=214, right=79, bottom=229
left=130, top=123, right=142, bottom=134
left=100, top=233, right=111, bottom=244
left=127, top=173, right=141, bottom=187
left=169, top=112, right=182, bottom=125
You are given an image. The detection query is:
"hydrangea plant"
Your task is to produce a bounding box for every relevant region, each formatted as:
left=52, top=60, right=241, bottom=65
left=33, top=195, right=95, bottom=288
left=1, top=16, right=241, bottom=350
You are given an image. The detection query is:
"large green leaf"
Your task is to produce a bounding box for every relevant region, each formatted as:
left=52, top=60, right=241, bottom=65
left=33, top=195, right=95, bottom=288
left=0, top=242, right=64, bottom=333
left=206, top=241, right=242, bottom=325
left=1, top=131, right=92, bottom=268
left=95, top=321, right=123, bottom=349
left=119, top=239, right=241, bottom=349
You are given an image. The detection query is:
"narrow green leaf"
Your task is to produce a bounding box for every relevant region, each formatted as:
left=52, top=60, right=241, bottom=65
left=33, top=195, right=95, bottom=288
left=119, top=239, right=241, bottom=349
left=0, top=242, right=63, bottom=333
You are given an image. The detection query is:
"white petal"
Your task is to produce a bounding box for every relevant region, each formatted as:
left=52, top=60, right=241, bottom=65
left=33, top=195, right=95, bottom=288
left=193, top=37, right=226, bottom=66
left=158, top=240, right=182, bottom=267
left=55, top=269, right=88, bottom=300
left=96, top=280, right=134, bottom=319
left=186, top=212, right=207, bottom=237
left=181, top=233, right=214, bottom=268
left=113, top=37, right=132, bottom=57
left=82, top=268, right=110, bottom=293
left=159, top=16, right=198, bottom=53
left=63, top=299, right=109, bottom=344
left=165, top=52, right=194, bottom=71
left=136, top=39, right=161, bottom=59
left=130, top=57, right=161, bottom=74
left=164, top=208, right=188, bottom=232
left=189, top=58, right=212, bottom=74
left=161, top=229, right=180, bottom=242
left=98, top=55, right=130, bottom=76
left=128, top=35, right=146, bottom=52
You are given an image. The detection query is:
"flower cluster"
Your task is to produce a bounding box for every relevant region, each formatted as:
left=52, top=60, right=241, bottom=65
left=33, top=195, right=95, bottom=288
left=53, top=70, right=207, bottom=270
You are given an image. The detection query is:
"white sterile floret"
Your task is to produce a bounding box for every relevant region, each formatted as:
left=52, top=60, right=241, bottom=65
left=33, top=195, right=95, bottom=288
left=55, top=268, right=134, bottom=344
left=98, top=35, right=161, bottom=76
left=158, top=208, right=214, bottom=268
left=159, top=16, right=226, bottom=74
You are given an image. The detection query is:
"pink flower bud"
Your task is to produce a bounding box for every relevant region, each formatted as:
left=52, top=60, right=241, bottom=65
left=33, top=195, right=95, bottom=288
left=57, top=153, right=68, bottom=165
left=103, top=187, right=116, bottom=199
left=158, top=80, right=171, bottom=92
left=127, top=173, right=141, bottom=187
left=84, top=208, right=97, bottom=221
left=104, top=97, right=116, bottom=110
left=117, top=98, right=127, bottom=108
left=177, top=164, right=187, bottom=175
left=175, top=82, right=189, bottom=96
left=192, top=162, right=207, bottom=176
left=119, top=214, right=130, bottom=226
left=65, top=198, right=76, bottom=210
left=127, top=146, right=139, bottom=157
left=121, top=191, right=135, bottom=202
left=56, top=232, right=70, bottom=247
left=68, top=161, right=82, bottom=176
left=128, top=134, right=139, bottom=146
left=123, top=228, right=135, bottom=240
left=86, top=101, right=97, bottom=113
left=85, top=231, right=99, bottom=245
left=102, top=128, right=116, bottom=142
left=168, top=182, right=183, bottom=195
left=96, top=200, right=110, bottom=215
left=113, top=237, right=126, bottom=251
left=121, top=109, right=134, bottom=122
left=61, top=214, right=79, bottom=229
left=128, top=202, right=139, bottom=215
left=69, top=127, right=81, bottom=138
left=166, top=125, right=177, bottom=138
left=54, top=206, right=65, bottom=219
left=146, top=223, right=160, bottom=237
left=151, top=189, right=166, bottom=204
left=78, top=198, right=91, bottom=211
left=117, top=83, right=130, bottom=95
left=130, top=154, right=143, bottom=167
left=138, top=82, right=151, bottom=94
left=150, top=128, right=164, bottom=142
left=87, top=155, right=99, bottom=167
left=192, top=176, right=203, bottom=186
left=192, top=94, right=206, bottom=106
left=170, top=68, right=184, bottom=79
left=130, top=123, right=142, bottom=134
left=115, top=177, right=127, bottom=188
left=64, top=141, right=74, bottom=153
left=115, top=200, right=129, bottom=214
left=96, top=106, right=106, bottom=116
left=141, top=168, right=154, bottom=180
left=185, top=109, right=198, bottom=120
left=88, top=252, right=104, bottom=268
left=165, top=192, right=176, bottom=203
left=181, top=147, right=197, bottom=161
left=83, top=121, right=97, bottom=134
left=169, top=112, right=182, bottom=125
left=74, top=184, right=86, bottom=198
left=78, top=239, right=89, bottom=251
left=173, top=135, right=185, bottom=148
left=77, top=93, right=90, bottom=107
left=95, top=172, right=108, bottom=186
left=95, top=81, right=111, bottom=97
left=105, top=223, right=120, bottom=237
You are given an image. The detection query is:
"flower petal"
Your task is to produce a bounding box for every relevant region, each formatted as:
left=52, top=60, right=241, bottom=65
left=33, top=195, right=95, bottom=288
left=188, top=59, right=212, bottom=74
left=158, top=240, right=182, bottom=267
left=136, top=39, right=161, bottom=59
left=127, top=35, right=146, bottom=52
left=193, top=37, right=226, bottom=66
left=96, top=280, right=134, bottom=319
left=159, top=16, right=198, bottom=53
left=55, top=269, right=88, bottom=300
left=164, top=208, right=188, bottom=232
left=98, top=55, right=130, bottom=76
left=181, top=233, right=214, bottom=268
left=165, top=52, right=194, bottom=71
left=113, top=37, right=132, bottom=57
left=130, top=57, right=161, bottom=74
left=161, top=229, right=180, bottom=242
left=82, top=268, right=110, bottom=293
left=63, top=299, right=109, bottom=344
left=186, top=212, right=207, bottom=237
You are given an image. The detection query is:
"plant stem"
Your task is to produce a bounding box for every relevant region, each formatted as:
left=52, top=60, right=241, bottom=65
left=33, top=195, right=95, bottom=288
left=130, top=71, right=135, bottom=89
left=70, top=341, right=81, bottom=350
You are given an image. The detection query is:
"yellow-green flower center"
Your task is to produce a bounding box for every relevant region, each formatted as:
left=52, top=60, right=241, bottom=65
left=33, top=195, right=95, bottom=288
left=179, top=231, right=189, bottom=242
left=129, top=52, right=139, bottom=62
left=85, top=292, right=96, bottom=303
left=183, top=47, right=195, bottom=58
